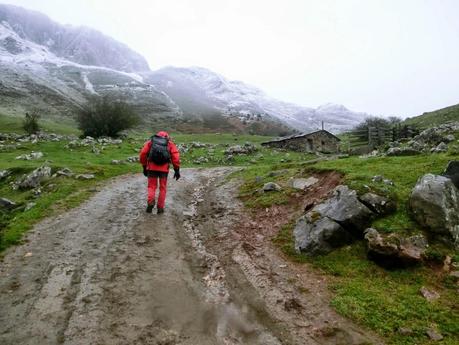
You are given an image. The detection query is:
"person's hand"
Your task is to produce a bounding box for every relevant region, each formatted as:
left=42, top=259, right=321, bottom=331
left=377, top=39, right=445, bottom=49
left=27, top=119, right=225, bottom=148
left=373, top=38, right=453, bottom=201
left=173, top=168, right=180, bottom=181
left=143, top=166, right=148, bottom=177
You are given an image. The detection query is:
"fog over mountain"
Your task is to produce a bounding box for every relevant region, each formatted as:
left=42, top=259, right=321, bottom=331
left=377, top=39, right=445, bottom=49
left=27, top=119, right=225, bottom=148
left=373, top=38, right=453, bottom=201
left=0, top=4, right=369, bottom=134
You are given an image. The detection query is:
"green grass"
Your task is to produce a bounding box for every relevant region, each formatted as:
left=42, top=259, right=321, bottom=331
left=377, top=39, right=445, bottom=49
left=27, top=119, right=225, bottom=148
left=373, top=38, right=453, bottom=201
left=234, top=140, right=459, bottom=344
left=403, top=103, right=459, bottom=129
left=0, top=113, right=80, bottom=135
left=314, top=153, right=459, bottom=234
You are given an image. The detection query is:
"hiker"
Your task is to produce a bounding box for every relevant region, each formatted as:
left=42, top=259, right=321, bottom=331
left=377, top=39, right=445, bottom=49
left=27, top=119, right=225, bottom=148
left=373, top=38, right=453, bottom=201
left=139, top=131, right=180, bottom=214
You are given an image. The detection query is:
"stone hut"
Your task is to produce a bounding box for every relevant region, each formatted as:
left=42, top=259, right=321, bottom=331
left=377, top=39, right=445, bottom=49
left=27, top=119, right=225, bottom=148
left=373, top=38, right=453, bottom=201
left=261, top=130, right=340, bottom=153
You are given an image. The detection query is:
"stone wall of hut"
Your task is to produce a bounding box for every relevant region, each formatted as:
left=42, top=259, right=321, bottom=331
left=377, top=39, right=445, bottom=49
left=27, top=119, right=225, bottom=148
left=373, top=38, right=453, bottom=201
left=264, top=131, right=339, bottom=153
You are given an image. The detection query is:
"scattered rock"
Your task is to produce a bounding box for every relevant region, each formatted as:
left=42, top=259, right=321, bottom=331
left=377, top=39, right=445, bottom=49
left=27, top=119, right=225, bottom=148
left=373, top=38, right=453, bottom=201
left=262, top=182, right=282, bottom=192
left=426, top=329, right=443, bottom=341
left=359, top=193, right=396, bottom=215
left=398, top=327, right=413, bottom=336
left=372, top=175, right=383, bottom=183
left=15, top=151, right=44, bottom=160
left=383, top=178, right=394, bottom=186
left=111, top=159, right=124, bottom=165
left=25, top=202, right=36, bottom=211
left=420, top=286, right=440, bottom=302
left=290, top=177, right=319, bottom=190
left=364, top=229, right=427, bottom=267
left=294, top=215, right=352, bottom=256
left=386, top=147, right=421, bottom=156
left=442, top=160, right=459, bottom=188
left=16, top=166, right=52, bottom=189
left=126, top=156, right=139, bottom=163
left=224, top=143, right=257, bottom=155
left=193, top=157, right=209, bottom=164
left=430, top=142, right=448, bottom=153
left=410, top=174, right=459, bottom=246
left=56, top=168, right=74, bottom=177
left=75, top=174, right=95, bottom=180
left=0, top=197, right=16, bottom=210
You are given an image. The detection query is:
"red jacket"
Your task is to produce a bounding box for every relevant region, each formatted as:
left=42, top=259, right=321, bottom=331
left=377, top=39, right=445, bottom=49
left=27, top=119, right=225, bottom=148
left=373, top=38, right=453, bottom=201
left=139, top=131, right=180, bottom=173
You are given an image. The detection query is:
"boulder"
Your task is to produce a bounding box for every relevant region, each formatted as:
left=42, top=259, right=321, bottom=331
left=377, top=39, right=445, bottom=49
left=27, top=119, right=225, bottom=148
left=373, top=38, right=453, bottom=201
left=263, top=182, right=282, bottom=192
left=386, top=147, right=421, bottom=156
left=410, top=174, right=459, bottom=245
left=312, top=185, right=374, bottom=234
left=364, top=228, right=427, bottom=267
left=0, top=197, right=16, bottom=210
left=290, top=177, right=319, bottom=190
left=294, top=215, right=352, bottom=256
left=359, top=193, right=396, bottom=215
left=442, top=160, right=459, bottom=188
left=430, top=142, right=448, bottom=153
left=16, top=166, right=52, bottom=189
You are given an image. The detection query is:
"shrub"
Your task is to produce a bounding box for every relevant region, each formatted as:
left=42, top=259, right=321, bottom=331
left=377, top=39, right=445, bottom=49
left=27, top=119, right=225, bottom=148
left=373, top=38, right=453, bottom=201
left=22, top=111, right=40, bottom=135
left=76, top=97, right=139, bottom=137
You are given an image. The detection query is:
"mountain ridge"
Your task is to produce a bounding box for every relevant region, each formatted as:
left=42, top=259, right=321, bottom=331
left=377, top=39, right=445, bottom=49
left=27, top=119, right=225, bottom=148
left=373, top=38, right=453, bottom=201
left=0, top=3, right=369, bottom=134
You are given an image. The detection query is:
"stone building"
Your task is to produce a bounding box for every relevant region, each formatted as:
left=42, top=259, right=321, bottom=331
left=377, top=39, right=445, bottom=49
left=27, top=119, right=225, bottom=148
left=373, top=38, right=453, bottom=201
left=261, top=130, right=340, bottom=153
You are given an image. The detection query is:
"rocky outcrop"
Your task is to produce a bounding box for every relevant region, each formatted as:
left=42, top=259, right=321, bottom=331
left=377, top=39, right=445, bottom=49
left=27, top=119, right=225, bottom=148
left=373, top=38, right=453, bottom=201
left=312, top=185, right=373, bottom=234
left=15, top=166, right=52, bottom=189
left=294, top=185, right=375, bottom=256
left=364, top=228, right=428, bottom=267
left=294, top=216, right=352, bottom=256
left=410, top=174, right=459, bottom=246
left=224, top=143, right=257, bottom=155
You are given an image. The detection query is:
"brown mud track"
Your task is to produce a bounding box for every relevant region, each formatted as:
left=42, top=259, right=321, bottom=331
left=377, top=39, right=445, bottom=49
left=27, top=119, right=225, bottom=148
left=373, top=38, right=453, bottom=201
left=0, top=168, right=383, bottom=345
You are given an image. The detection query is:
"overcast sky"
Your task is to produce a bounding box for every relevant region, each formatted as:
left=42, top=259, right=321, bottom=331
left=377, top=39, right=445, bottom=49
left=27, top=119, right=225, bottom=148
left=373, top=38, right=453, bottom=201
left=3, top=0, right=459, bottom=117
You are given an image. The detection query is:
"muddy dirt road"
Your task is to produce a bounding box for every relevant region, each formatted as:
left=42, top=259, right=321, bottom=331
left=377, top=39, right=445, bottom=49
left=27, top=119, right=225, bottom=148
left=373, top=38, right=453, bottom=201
left=0, top=168, right=382, bottom=345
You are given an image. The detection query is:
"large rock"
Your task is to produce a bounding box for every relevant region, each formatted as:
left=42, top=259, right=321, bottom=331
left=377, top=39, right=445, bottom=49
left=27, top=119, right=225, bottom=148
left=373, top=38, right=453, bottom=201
left=430, top=142, right=448, bottom=153
left=16, top=166, right=52, bottom=189
left=312, top=185, right=374, bottom=234
left=364, top=228, right=428, bottom=267
left=294, top=215, right=352, bottom=256
left=442, top=160, right=459, bottom=188
left=359, top=193, right=396, bottom=215
left=410, top=174, right=459, bottom=245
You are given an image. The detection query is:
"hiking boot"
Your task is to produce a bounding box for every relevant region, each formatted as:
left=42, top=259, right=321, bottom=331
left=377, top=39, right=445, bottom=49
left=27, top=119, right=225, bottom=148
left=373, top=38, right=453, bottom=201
left=157, top=208, right=164, bottom=214
left=146, top=202, right=155, bottom=213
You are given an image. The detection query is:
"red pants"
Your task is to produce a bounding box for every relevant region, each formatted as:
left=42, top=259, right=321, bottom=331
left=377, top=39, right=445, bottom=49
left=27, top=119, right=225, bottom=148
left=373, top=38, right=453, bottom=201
left=147, top=177, right=168, bottom=208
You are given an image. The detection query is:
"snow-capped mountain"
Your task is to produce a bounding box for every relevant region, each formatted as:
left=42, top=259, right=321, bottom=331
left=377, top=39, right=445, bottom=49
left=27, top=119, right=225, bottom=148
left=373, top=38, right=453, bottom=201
left=0, top=4, right=368, bottom=134
left=145, top=66, right=367, bottom=132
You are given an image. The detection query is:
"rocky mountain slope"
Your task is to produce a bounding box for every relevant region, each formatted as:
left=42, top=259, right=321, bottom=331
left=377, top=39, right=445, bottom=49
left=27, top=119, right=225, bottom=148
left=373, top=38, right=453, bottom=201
left=0, top=4, right=368, bottom=133
left=145, top=66, right=368, bottom=132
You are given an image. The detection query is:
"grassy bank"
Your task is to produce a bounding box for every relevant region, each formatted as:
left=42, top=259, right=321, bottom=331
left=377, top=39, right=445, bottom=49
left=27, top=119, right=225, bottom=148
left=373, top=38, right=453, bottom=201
left=237, top=148, right=459, bottom=345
